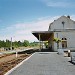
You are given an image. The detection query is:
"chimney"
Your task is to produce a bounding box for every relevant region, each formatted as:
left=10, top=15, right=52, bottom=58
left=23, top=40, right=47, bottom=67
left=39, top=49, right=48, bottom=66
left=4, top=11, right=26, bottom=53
left=67, top=15, right=70, bottom=19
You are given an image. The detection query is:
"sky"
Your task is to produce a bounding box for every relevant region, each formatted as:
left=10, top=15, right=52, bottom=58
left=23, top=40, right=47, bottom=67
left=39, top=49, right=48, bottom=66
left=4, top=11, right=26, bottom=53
left=0, top=0, right=75, bottom=42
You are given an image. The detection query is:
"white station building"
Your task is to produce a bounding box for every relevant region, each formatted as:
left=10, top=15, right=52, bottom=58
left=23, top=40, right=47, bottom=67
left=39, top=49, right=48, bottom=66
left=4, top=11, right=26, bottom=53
left=32, top=16, right=75, bottom=52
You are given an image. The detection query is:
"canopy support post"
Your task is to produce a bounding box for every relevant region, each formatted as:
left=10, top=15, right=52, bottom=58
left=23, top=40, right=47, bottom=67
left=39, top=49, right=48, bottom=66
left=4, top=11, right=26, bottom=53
left=39, top=34, right=41, bottom=51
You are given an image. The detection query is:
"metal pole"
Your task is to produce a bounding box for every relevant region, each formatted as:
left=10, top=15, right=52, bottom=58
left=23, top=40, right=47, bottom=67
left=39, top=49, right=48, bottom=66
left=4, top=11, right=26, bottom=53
left=11, top=37, right=12, bottom=50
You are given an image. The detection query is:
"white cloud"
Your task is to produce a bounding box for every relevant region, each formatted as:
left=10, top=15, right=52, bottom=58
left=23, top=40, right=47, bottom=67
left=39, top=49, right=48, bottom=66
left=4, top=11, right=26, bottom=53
left=41, top=0, right=75, bottom=8
left=2, top=15, right=75, bottom=42
left=71, top=15, right=75, bottom=20
left=47, top=2, right=69, bottom=7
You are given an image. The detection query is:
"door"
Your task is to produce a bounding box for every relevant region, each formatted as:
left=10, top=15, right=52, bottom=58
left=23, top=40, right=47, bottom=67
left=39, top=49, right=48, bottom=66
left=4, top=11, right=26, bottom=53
left=62, top=38, right=67, bottom=48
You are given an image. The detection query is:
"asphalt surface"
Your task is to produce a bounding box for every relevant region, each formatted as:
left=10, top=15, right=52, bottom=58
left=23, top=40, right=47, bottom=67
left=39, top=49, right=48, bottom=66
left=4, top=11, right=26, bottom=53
left=7, top=52, right=75, bottom=75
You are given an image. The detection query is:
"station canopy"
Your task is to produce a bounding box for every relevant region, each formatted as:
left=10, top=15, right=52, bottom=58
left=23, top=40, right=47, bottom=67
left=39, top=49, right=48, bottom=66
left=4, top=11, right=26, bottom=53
left=32, top=31, right=53, bottom=41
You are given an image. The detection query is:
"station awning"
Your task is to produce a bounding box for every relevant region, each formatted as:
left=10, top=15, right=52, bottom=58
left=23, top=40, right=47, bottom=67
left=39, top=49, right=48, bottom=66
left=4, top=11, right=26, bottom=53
left=32, top=31, right=54, bottom=41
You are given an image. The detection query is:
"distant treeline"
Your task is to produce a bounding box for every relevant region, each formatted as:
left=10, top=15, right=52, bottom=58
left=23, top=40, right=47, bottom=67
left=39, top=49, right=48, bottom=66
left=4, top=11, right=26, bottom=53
left=0, top=40, right=39, bottom=49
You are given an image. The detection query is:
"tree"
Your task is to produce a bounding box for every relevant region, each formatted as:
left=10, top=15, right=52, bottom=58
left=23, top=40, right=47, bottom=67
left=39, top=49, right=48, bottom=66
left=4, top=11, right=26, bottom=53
left=18, top=41, right=22, bottom=47
left=0, top=39, right=34, bottom=48
left=23, top=40, right=29, bottom=47
left=12, top=41, right=18, bottom=48
left=44, top=41, right=48, bottom=48
left=0, top=40, right=6, bottom=48
left=30, top=41, right=39, bottom=47
left=53, top=38, right=61, bottom=49
left=5, top=39, right=11, bottom=47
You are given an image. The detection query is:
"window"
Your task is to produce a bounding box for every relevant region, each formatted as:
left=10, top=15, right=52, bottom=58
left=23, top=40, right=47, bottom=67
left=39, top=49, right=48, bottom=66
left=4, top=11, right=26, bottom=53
left=62, top=38, right=67, bottom=40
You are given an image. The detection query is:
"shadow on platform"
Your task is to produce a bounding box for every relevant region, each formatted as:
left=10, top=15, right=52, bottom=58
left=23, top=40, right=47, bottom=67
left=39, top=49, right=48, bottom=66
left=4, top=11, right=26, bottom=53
left=41, top=48, right=54, bottom=52
left=68, top=61, right=75, bottom=65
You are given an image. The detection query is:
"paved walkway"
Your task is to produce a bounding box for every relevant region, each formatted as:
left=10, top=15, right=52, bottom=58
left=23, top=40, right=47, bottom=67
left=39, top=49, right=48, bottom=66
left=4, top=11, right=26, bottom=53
left=7, top=52, right=75, bottom=75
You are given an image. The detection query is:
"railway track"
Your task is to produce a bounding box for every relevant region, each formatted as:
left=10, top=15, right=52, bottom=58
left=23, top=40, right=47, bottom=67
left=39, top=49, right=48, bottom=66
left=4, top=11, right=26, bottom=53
left=0, top=54, right=31, bottom=75
left=0, top=48, right=39, bottom=75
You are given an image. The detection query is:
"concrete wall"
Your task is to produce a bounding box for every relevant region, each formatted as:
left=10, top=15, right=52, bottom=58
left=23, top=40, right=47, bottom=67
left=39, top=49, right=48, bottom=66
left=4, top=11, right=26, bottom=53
left=48, top=16, right=75, bottom=31
left=48, top=16, right=75, bottom=51
left=54, top=31, right=75, bottom=51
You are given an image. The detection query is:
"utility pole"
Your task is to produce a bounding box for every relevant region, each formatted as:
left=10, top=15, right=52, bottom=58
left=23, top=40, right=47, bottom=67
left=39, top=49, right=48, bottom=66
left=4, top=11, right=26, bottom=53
left=11, top=37, right=12, bottom=50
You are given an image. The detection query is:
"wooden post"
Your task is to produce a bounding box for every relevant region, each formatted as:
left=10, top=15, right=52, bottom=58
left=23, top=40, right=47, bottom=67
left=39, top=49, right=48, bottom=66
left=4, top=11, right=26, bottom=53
left=56, top=33, right=58, bottom=49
